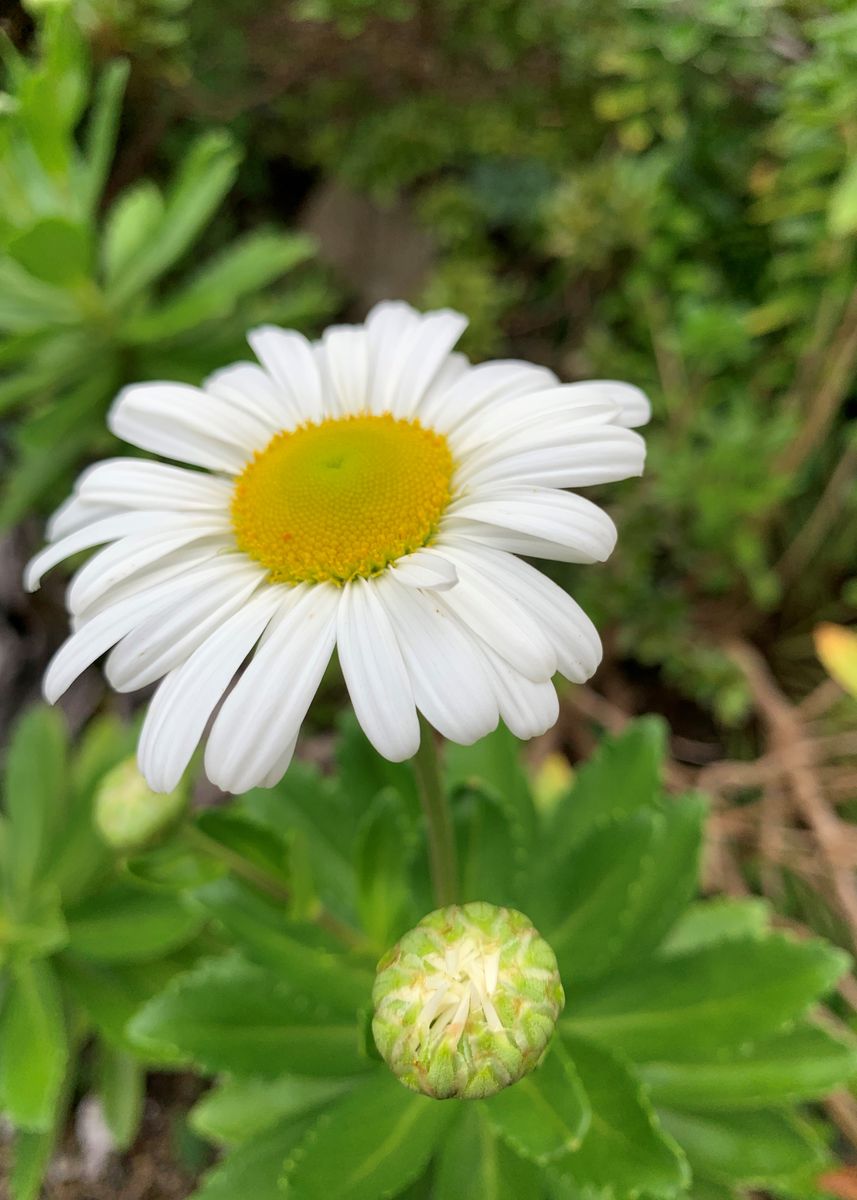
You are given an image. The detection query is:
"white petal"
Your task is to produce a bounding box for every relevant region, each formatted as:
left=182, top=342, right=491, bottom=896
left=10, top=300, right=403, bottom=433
left=457, top=423, right=646, bottom=490
left=204, top=361, right=297, bottom=431
left=592, top=380, right=651, bottom=428
left=447, top=385, right=619, bottom=457
left=432, top=551, right=557, bottom=680
left=247, top=326, right=325, bottom=425
left=47, top=497, right=117, bottom=541
left=446, top=487, right=617, bottom=564
left=376, top=574, right=499, bottom=744
left=25, top=511, right=200, bottom=592
left=475, top=641, right=559, bottom=740
left=419, top=351, right=470, bottom=412
left=43, top=565, right=219, bottom=703
left=67, top=524, right=231, bottom=616
left=419, top=359, right=557, bottom=434
left=443, top=537, right=602, bottom=683
left=109, top=383, right=270, bottom=473
left=366, top=302, right=468, bottom=418
left=388, top=548, right=458, bottom=591
left=138, top=586, right=283, bottom=793
left=337, top=578, right=419, bottom=761
left=258, top=733, right=299, bottom=789
left=75, top=458, right=233, bottom=514
left=318, top=326, right=370, bottom=416
left=105, top=558, right=266, bottom=692
left=204, top=584, right=339, bottom=793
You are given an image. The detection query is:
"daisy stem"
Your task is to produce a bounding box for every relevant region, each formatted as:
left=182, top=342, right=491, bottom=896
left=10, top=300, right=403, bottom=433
left=413, top=719, right=458, bottom=906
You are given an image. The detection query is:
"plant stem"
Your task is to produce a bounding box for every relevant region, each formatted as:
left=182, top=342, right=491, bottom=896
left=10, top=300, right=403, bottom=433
left=412, top=718, right=458, bottom=906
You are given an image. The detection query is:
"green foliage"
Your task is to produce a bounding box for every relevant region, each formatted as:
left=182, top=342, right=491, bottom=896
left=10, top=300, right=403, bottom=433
left=111, top=718, right=855, bottom=1200
left=0, top=10, right=330, bottom=527
left=0, top=707, right=204, bottom=1197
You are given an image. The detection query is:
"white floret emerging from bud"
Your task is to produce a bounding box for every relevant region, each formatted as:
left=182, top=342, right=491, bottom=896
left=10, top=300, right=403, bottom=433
left=373, top=901, right=564, bottom=1100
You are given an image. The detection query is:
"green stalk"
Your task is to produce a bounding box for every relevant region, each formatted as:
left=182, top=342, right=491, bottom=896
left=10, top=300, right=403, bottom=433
left=412, top=718, right=458, bottom=906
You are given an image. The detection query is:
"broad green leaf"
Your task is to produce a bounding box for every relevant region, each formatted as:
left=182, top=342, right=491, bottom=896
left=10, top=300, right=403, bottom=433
left=7, top=217, right=91, bottom=285
left=102, top=181, right=165, bottom=284
left=3, top=705, right=67, bottom=900
left=640, top=1023, right=857, bottom=1109
left=336, top=712, right=419, bottom=818
left=354, top=788, right=417, bottom=948
left=529, top=798, right=704, bottom=982
left=190, top=1075, right=356, bottom=1146
left=455, top=785, right=529, bottom=908
left=814, top=622, right=857, bottom=699
left=281, top=1071, right=454, bottom=1200
left=129, top=954, right=371, bottom=1078
left=122, top=230, right=315, bottom=341
left=660, top=898, right=770, bottom=956
left=107, top=131, right=242, bottom=305
left=193, top=878, right=372, bottom=1012
left=435, top=1107, right=546, bottom=1200
left=59, top=954, right=189, bottom=1055
left=191, top=1116, right=313, bottom=1200
left=65, top=883, right=203, bottom=962
left=563, top=935, right=849, bottom=1063
left=551, top=1035, right=688, bottom=1198
left=0, top=959, right=68, bottom=1131
left=194, top=808, right=291, bottom=887
left=0, top=257, right=79, bottom=330
left=828, top=157, right=857, bottom=238
left=11, top=1126, right=61, bottom=1200
left=96, top=1045, right=144, bottom=1150
left=242, top=761, right=358, bottom=919
left=79, top=58, right=128, bottom=215
left=484, top=1038, right=590, bottom=1164
left=545, top=717, right=667, bottom=859
left=658, top=1108, right=828, bottom=1187
left=126, top=841, right=223, bottom=892
left=445, top=723, right=537, bottom=851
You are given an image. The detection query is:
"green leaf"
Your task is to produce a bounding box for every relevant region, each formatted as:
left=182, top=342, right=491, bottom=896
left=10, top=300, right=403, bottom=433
left=530, top=797, right=704, bottom=982
left=79, top=58, right=128, bottom=215
left=828, top=157, right=857, bottom=238
left=640, top=1022, right=857, bottom=1109
left=191, top=1116, right=314, bottom=1200
left=59, top=954, right=189, bottom=1055
left=194, top=809, right=291, bottom=887
left=551, top=1034, right=688, bottom=1199
left=336, top=712, right=419, bottom=818
left=107, top=131, right=242, bottom=305
left=445, top=723, right=537, bottom=852
left=3, top=705, right=67, bottom=900
left=354, top=788, right=417, bottom=948
left=545, top=717, right=667, bottom=859
left=660, top=898, right=770, bottom=956
left=0, top=959, right=68, bottom=1131
left=96, top=1044, right=144, bottom=1150
left=0, top=256, right=80, bottom=330
left=123, top=230, right=315, bottom=341
left=563, top=935, right=849, bottom=1063
left=7, top=217, right=91, bottom=285
left=281, top=1071, right=454, bottom=1200
left=435, top=1107, right=546, bottom=1200
left=65, top=883, right=203, bottom=962
left=102, top=180, right=165, bottom=284
left=11, top=1127, right=61, bottom=1200
left=658, top=1108, right=828, bottom=1188
left=190, top=1075, right=356, bottom=1146
left=455, top=784, right=529, bottom=908
left=484, top=1038, right=590, bottom=1164
left=193, top=878, right=372, bottom=1012
left=129, top=954, right=371, bottom=1078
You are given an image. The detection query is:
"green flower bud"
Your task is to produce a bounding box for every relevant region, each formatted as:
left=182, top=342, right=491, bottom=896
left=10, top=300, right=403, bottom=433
left=94, top=758, right=186, bottom=852
left=372, top=901, right=564, bottom=1100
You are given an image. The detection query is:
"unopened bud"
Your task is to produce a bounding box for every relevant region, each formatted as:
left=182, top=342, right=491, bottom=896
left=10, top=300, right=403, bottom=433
left=94, top=758, right=186, bottom=852
left=372, top=901, right=564, bottom=1100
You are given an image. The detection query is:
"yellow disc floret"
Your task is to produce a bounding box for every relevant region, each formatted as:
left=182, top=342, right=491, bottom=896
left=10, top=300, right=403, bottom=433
left=231, top=414, right=455, bottom=585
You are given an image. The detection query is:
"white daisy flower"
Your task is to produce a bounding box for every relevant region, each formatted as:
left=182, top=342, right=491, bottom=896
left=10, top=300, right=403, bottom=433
left=26, top=301, right=648, bottom=794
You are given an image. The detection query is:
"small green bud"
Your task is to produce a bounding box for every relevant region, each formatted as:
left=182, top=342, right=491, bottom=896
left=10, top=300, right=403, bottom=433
left=94, top=758, right=186, bottom=852
left=372, top=901, right=564, bottom=1100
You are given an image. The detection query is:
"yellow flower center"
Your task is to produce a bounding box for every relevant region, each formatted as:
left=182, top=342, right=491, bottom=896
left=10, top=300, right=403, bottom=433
left=231, top=414, right=455, bottom=585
